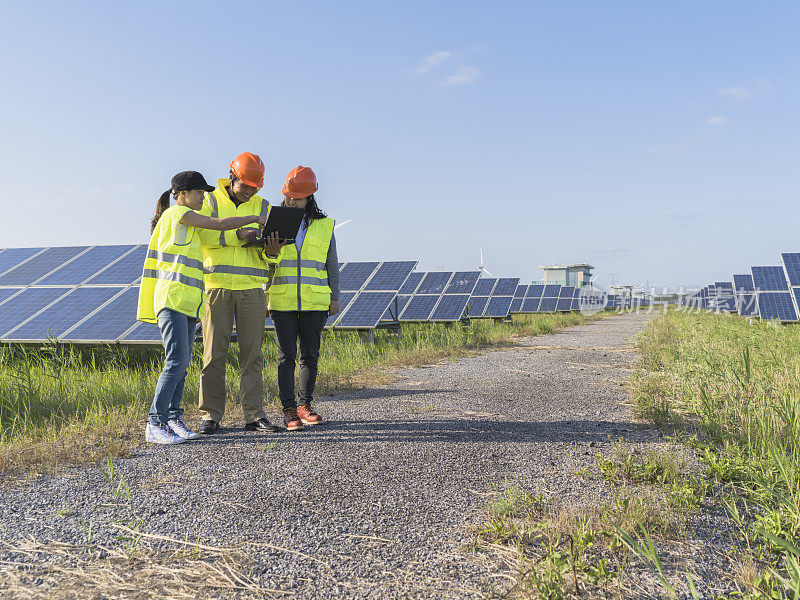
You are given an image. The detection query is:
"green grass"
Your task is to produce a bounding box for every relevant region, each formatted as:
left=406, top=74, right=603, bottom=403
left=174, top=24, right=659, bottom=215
left=631, top=309, right=800, bottom=596
left=0, top=312, right=598, bottom=475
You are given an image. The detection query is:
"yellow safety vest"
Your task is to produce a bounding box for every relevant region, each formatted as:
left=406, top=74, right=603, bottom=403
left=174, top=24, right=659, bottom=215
left=268, top=218, right=334, bottom=311
left=137, top=205, right=205, bottom=323
left=198, top=178, right=274, bottom=290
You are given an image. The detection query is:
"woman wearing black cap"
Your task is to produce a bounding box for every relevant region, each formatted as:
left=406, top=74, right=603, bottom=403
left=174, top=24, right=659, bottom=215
left=137, top=171, right=271, bottom=445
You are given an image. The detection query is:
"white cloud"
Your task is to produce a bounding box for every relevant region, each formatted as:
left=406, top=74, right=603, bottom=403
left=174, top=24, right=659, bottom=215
left=705, top=115, right=729, bottom=126
left=440, top=65, right=482, bottom=86
left=716, top=82, right=769, bottom=101
left=717, top=86, right=753, bottom=100
left=415, top=50, right=482, bottom=86
left=415, top=51, right=451, bottom=74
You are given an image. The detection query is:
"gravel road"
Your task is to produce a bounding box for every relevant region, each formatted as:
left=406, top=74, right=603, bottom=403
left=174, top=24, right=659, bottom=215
left=0, top=312, right=659, bottom=598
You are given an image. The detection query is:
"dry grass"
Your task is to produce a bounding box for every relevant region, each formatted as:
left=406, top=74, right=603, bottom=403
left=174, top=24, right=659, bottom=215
left=0, top=535, right=282, bottom=599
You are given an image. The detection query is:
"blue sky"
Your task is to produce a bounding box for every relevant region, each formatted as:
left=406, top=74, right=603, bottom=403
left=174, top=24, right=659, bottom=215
left=1, top=1, right=798, bottom=290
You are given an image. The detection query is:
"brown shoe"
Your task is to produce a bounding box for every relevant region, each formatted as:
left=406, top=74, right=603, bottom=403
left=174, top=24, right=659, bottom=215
left=283, top=408, right=304, bottom=431
left=297, top=403, right=322, bottom=426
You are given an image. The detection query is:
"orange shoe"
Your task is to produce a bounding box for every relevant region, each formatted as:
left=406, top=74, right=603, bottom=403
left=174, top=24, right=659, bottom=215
left=297, top=403, right=322, bottom=425
left=283, top=408, right=304, bottom=431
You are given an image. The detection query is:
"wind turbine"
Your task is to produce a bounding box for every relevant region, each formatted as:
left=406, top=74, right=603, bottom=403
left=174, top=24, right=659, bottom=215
left=478, top=248, right=493, bottom=277
left=334, top=219, right=351, bottom=230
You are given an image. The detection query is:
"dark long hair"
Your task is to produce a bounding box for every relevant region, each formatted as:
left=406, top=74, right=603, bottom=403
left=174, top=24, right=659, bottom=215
left=151, top=189, right=177, bottom=233
left=283, top=194, right=327, bottom=226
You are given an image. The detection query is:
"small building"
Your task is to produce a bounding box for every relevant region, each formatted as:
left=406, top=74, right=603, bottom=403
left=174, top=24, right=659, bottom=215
left=538, top=263, right=594, bottom=287
left=609, top=285, right=634, bottom=297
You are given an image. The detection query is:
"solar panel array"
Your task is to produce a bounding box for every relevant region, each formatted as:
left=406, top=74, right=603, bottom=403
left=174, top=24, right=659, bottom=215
left=0, top=245, right=161, bottom=343
left=398, top=271, right=481, bottom=322
left=1, top=244, right=605, bottom=344
left=681, top=251, right=800, bottom=322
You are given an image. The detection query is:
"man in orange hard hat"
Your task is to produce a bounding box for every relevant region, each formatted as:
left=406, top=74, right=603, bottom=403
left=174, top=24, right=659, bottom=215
left=196, top=152, right=283, bottom=434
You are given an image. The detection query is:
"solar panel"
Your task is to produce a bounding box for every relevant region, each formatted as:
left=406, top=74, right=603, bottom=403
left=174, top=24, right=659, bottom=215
left=3, top=287, right=124, bottom=342
left=337, top=291, right=397, bottom=328
left=715, top=282, right=734, bottom=292
left=782, top=253, right=800, bottom=287
left=521, top=298, right=540, bottom=313
left=85, top=245, right=147, bottom=285
left=473, top=279, right=496, bottom=296
left=326, top=291, right=357, bottom=327
left=492, top=278, right=519, bottom=297
left=484, top=296, right=513, bottom=318
left=716, top=297, right=736, bottom=312
left=526, top=285, right=545, bottom=298
left=556, top=298, right=573, bottom=311
left=559, top=286, right=575, bottom=298
left=539, top=297, right=558, bottom=312
left=510, top=298, right=523, bottom=313
left=0, top=287, right=71, bottom=337
left=570, top=297, right=580, bottom=311
left=444, top=271, right=480, bottom=295
left=0, top=246, right=89, bottom=286
left=417, top=272, right=453, bottom=295
left=733, top=274, right=755, bottom=293
left=467, top=296, right=489, bottom=317
left=431, top=294, right=470, bottom=321
left=121, top=321, right=163, bottom=343
left=38, top=245, right=136, bottom=285
left=381, top=294, right=412, bottom=321
left=542, top=285, right=561, bottom=297
left=339, top=262, right=380, bottom=291
left=399, top=272, right=424, bottom=294
left=364, top=261, right=417, bottom=291
left=514, top=285, right=528, bottom=298
left=757, top=292, right=797, bottom=321
left=400, top=295, right=440, bottom=321
left=60, top=287, right=139, bottom=342
left=0, top=247, right=46, bottom=277
left=752, top=266, right=789, bottom=292
left=0, top=287, right=23, bottom=306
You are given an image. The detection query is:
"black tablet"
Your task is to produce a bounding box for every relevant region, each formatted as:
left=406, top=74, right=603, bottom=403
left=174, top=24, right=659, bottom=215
left=244, top=206, right=306, bottom=246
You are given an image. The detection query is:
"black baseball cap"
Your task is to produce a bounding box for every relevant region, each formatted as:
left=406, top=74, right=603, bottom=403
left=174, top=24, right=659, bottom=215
left=171, top=171, right=215, bottom=193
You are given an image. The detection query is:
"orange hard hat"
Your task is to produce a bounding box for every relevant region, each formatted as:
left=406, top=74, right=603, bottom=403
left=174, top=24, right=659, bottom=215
left=282, top=166, right=318, bottom=199
left=230, top=152, right=265, bottom=188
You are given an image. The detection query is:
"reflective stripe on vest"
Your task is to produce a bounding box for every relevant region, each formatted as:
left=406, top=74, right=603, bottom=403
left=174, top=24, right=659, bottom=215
left=276, top=258, right=326, bottom=270
left=141, top=268, right=205, bottom=290
left=146, top=249, right=204, bottom=272
left=271, top=275, right=329, bottom=286
left=207, top=195, right=226, bottom=247
left=205, top=264, right=270, bottom=278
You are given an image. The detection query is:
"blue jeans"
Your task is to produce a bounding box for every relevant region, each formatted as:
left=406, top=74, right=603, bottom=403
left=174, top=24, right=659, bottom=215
left=148, top=309, right=198, bottom=425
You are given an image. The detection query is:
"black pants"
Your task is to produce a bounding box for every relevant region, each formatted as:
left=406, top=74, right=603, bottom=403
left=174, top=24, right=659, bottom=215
left=271, top=310, right=328, bottom=410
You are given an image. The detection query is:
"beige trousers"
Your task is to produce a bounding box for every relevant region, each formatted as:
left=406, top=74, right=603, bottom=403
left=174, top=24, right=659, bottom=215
left=198, top=288, right=267, bottom=423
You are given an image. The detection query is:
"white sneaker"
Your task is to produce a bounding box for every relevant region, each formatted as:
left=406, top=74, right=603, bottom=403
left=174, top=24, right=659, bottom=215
left=168, top=418, right=200, bottom=440
left=145, top=422, right=186, bottom=444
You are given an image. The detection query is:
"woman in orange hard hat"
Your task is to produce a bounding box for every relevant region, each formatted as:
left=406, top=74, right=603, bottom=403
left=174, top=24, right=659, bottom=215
left=267, top=166, right=340, bottom=431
